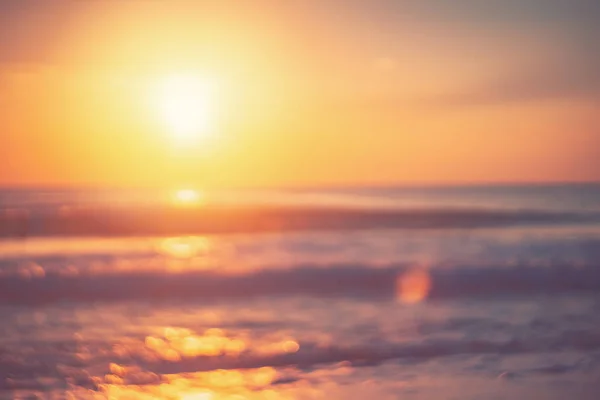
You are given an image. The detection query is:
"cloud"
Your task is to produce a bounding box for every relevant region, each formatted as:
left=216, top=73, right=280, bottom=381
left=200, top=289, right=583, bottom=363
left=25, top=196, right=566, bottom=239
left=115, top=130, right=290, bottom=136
left=0, top=2, right=75, bottom=65
left=348, top=0, right=600, bottom=105
left=429, top=58, right=600, bottom=107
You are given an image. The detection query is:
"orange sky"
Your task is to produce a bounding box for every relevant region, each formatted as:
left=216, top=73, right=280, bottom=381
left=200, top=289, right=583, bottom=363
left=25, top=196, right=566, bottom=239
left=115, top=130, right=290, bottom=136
left=1, top=1, right=599, bottom=188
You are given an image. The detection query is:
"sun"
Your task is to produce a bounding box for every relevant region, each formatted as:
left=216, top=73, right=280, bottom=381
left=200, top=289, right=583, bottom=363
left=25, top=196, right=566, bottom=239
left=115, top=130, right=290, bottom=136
left=158, top=73, right=215, bottom=145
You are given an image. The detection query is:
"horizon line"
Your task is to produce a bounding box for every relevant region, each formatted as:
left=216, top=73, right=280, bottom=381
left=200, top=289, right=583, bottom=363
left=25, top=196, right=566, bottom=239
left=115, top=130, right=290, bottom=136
left=0, top=179, right=599, bottom=192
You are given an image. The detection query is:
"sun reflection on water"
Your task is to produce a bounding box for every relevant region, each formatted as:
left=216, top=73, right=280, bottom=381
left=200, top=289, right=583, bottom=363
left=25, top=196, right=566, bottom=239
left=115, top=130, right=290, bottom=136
left=180, top=391, right=214, bottom=400
left=100, top=365, right=293, bottom=400
left=173, top=189, right=204, bottom=206
left=140, top=326, right=300, bottom=362
left=159, top=236, right=211, bottom=259
left=93, top=325, right=306, bottom=398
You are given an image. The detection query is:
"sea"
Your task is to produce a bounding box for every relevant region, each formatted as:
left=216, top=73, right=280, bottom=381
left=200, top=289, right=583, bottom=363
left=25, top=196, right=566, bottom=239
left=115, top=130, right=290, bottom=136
left=1, top=184, right=600, bottom=399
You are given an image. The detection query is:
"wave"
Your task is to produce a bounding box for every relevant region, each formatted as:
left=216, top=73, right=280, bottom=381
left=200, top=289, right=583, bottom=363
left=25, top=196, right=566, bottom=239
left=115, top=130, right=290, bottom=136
left=1, top=204, right=598, bottom=237
left=142, top=333, right=600, bottom=377
left=1, top=262, right=599, bottom=305
left=1, top=323, right=599, bottom=392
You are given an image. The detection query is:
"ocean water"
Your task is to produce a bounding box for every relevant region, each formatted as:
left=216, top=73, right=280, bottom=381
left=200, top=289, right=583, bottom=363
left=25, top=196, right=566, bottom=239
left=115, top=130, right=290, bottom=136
left=1, top=184, right=600, bottom=399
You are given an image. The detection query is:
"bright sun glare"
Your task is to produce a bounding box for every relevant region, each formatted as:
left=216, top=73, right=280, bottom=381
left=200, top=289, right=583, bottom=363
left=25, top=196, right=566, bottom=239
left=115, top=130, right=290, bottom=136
left=158, top=74, right=215, bottom=145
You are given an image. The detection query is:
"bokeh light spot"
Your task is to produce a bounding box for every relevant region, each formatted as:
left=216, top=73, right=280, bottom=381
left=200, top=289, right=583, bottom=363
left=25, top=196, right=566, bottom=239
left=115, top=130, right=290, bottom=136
left=396, top=268, right=432, bottom=304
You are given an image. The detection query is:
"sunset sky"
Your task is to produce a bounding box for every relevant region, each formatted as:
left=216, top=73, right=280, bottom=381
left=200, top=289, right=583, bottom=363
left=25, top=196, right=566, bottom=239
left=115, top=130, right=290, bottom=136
left=1, top=0, right=599, bottom=188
